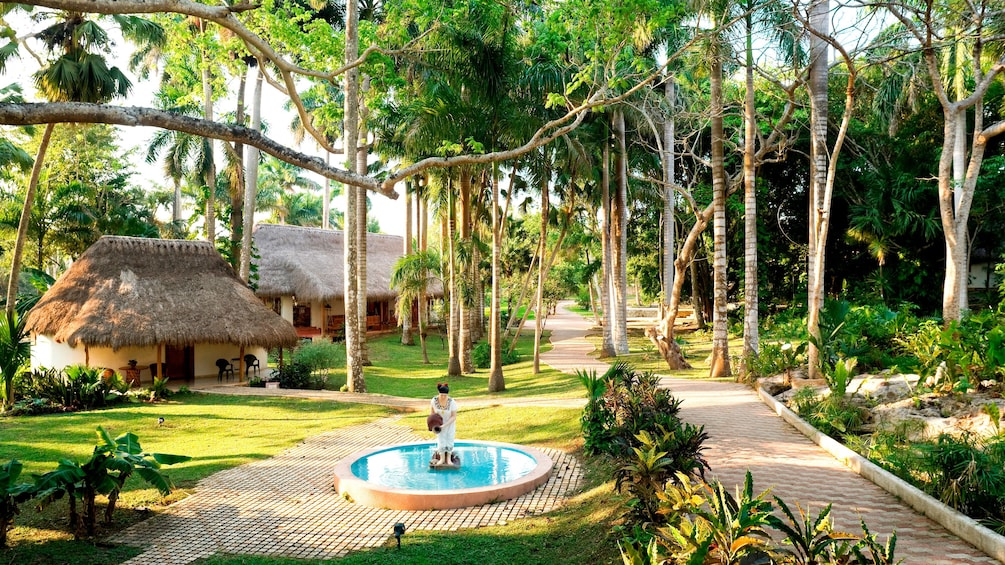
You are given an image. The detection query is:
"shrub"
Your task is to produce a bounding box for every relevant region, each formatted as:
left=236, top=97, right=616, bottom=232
left=471, top=341, right=519, bottom=369
left=745, top=341, right=806, bottom=380
left=292, top=342, right=345, bottom=383
left=790, top=388, right=865, bottom=439
left=276, top=362, right=313, bottom=389
left=0, top=459, right=36, bottom=548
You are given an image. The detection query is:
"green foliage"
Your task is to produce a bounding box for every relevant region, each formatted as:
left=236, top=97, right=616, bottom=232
left=0, top=309, right=30, bottom=409
left=864, top=432, right=1005, bottom=529
left=581, top=362, right=694, bottom=458
left=790, top=388, right=865, bottom=439
left=146, top=376, right=172, bottom=401
left=897, top=308, right=1005, bottom=386
left=275, top=361, right=317, bottom=390
left=62, top=365, right=130, bottom=409
left=471, top=341, right=519, bottom=368
left=0, top=459, right=37, bottom=548
left=291, top=341, right=346, bottom=382
left=745, top=341, right=806, bottom=380
left=34, top=426, right=189, bottom=538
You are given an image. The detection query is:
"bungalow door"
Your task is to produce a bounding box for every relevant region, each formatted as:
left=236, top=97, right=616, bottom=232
left=165, top=345, right=194, bottom=382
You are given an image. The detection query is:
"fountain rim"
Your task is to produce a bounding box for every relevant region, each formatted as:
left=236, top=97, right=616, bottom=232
left=333, top=440, right=554, bottom=511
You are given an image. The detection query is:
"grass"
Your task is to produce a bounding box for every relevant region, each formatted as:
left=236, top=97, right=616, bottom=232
left=1, top=394, right=393, bottom=564
left=191, top=405, right=624, bottom=565
left=307, top=330, right=584, bottom=401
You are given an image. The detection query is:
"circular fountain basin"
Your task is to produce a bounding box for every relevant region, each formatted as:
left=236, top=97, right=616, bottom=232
left=333, top=440, right=554, bottom=510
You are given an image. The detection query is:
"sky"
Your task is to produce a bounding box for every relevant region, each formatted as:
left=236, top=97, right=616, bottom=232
left=8, top=11, right=407, bottom=238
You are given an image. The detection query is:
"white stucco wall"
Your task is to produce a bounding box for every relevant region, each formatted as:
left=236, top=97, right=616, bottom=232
left=30, top=335, right=267, bottom=380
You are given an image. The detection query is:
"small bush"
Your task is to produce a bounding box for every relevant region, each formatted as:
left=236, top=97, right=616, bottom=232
left=790, top=388, right=865, bottom=439
left=276, top=362, right=313, bottom=389
left=471, top=341, right=519, bottom=369
left=292, top=342, right=345, bottom=383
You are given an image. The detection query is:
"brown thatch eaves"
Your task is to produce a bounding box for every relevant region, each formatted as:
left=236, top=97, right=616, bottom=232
left=253, top=224, right=407, bottom=302
left=25, top=236, right=299, bottom=350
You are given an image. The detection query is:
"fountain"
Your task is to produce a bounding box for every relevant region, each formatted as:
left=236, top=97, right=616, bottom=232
left=333, top=440, right=554, bottom=510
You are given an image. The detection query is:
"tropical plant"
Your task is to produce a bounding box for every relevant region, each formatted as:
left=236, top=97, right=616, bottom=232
left=0, top=308, right=30, bottom=409
left=656, top=471, right=775, bottom=564
left=0, top=459, right=36, bottom=548
left=291, top=341, right=346, bottom=382
left=391, top=248, right=443, bottom=364
left=33, top=426, right=189, bottom=537
left=767, top=500, right=860, bottom=564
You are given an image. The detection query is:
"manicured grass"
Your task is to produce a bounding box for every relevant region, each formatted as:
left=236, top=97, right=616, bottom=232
left=191, top=407, right=624, bottom=565
left=357, top=331, right=584, bottom=401
left=1, top=394, right=393, bottom=563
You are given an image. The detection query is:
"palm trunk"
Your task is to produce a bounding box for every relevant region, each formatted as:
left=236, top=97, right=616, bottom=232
left=662, top=76, right=676, bottom=309
left=504, top=246, right=538, bottom=334
left=230, top=65, right=248, bottom=271
left=599, top=133, right=616, bottom=358
left=357, top=75, right=371, bottom=366
left=402, top=180, right=414, bottom=345
left=709, top=49, right=731, bottom=379
left=323, top=151, right=332, bottom=229
left=202, top=64, right=217, bottom=244
left=806, top=0, right=829, bottom=379
left=742, top=10, right=759, bottom=363
left=446, top=178, right=462, bottom=376
left=488, top=165, right=505, bottom=391
left=343, top=0, right=365, bottom=391
left=459, top=168, right=474, bottom=374
left=241, top=68, right=264, bottom=282
left=612, top=110, right=629, bottom=355
left=533, top=158, right=549, bottom=374
left=6, top=123, right=54, bottom=313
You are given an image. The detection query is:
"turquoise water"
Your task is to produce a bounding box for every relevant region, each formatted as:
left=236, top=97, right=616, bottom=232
left=351, top=441, right=538, bottom=490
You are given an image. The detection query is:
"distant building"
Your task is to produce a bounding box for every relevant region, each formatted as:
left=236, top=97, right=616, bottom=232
left=253, top=224, right=407, bottom=340
left=25, top=236, right=298, bottom=383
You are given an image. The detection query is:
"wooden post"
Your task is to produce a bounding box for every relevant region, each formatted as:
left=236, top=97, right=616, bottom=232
left=239, top=345, right=246, bottom=382
left=157, top=344, right=162, bottom=382
left=84, top=345, right=89, bottom=366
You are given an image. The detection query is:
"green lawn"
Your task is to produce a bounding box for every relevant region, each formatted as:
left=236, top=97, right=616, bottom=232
left=356, top=330, right=584, bottom=400
left=1, top=394, right=393, bottom=564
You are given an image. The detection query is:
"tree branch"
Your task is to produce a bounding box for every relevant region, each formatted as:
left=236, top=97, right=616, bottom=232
left=0, top=102, right=395, bottom=197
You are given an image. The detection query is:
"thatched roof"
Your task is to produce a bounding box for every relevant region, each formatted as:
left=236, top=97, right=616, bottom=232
left=25, top=236, right=299, bottom=350
left=253, top=224, right=409, bottom=302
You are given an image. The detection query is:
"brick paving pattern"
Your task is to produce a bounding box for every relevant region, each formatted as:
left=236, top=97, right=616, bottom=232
left=113, top=417, right=584, bottom=564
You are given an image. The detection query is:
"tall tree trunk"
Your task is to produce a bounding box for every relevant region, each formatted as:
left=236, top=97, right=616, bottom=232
left=202, top=63, right=217, bottom=244
left=488, top=165, right=505, bottom=391
left=229, top=65, right=248, bottom=271
left=806, top=0, right=829, bottom=379
left=357, top=74, right=371, bottom=365
left=612, top=110, right=629, bottom=355
left=709, top=49, right=731, bottom=379
left=533, top=157, right=549, bottom=374
left=458, top=168, right=474, bottom=374
left=662, top=76, right=676, bottom=310
left=446, top=178, right=462, bottom=376
left=343, top=0, right=365, bottom=392
left=240, top=67, right=264, bottom=282
left=402, top=179, right=414, bottom=345
left=742, top=10, right=759, bottom=364
left=505, top=246, right=538, bottom=335
left=172, top=177, right=182, bottom=224
left=599, top=133, right=616, bottom=358
left=418, top=184, right=430, bottom=363
left=6, top=124, right=53, bottom=312
left=323, top=151, right=332, bottom=229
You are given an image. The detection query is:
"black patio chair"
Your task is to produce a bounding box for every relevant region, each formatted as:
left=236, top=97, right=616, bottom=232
left=243, top=354, right=261, bottom=378
left=216, top=358, right=235, bottom=382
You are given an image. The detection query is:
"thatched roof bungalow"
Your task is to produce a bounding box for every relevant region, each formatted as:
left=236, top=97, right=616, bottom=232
left=253, top=224, right=427, bottom=339
left=26, top=236, right=298, bottom=383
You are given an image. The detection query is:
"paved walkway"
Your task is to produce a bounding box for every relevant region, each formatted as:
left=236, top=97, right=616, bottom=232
left=113, top=302, right=1001, bottom=564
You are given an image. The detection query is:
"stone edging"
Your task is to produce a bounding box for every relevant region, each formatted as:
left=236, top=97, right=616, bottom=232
left=757, top=386, right=1005, bottom=563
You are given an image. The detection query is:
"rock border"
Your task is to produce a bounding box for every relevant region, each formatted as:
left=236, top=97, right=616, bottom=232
left=757, top=386, right=1005, bottom=563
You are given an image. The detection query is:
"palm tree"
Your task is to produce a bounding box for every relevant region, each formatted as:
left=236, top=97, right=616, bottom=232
left=0, top=8, right=163, bottom=312
left=391, top=248, right=442, bottom=364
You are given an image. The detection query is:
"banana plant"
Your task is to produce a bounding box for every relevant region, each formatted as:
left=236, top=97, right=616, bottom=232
left=34, top=426, right=190, bottom=537
left=0, top=459, right=36, bottom=548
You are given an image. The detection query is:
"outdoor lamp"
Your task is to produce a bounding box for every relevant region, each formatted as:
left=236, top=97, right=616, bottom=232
left=393, top=522, right=406, bottom=548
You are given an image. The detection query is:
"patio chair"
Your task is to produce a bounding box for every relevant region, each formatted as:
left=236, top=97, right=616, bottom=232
left=216, top=358, right=235, bottom=382
left=243, top=354, right=261, bottom=378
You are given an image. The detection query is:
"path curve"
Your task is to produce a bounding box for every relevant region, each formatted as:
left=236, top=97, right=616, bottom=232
left=543, top=301, right=999, bottom=565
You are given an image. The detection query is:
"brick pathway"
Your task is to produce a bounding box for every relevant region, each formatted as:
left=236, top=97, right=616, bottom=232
left=112, top=417, right=583, bottom=564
